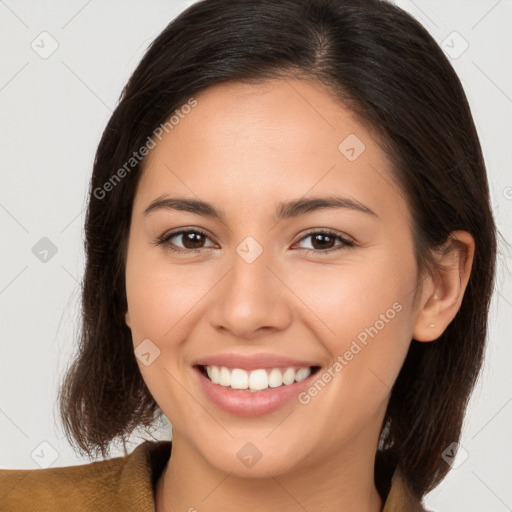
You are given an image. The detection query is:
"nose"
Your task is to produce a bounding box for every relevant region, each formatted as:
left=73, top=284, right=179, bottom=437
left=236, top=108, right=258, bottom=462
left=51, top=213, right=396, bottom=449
left=207, top=243, right=293, bottom=340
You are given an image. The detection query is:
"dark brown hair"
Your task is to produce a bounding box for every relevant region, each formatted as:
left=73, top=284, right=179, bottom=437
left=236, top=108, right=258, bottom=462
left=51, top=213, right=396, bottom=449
left=58, top=0, right=497, bottom=498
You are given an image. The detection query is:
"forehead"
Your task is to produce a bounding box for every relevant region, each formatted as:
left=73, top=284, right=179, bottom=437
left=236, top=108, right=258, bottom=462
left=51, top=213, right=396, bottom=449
left=136, top=78, right=408, bottom=223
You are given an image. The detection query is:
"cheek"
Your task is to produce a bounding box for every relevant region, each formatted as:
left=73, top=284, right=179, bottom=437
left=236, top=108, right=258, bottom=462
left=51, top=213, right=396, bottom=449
left=124, top=242, right=222, bottom=374
left=290, top=248, right=415, bottom=405
left=125, top=238, right=198, bottom=338
left=290, top=247, right=414, bottom=339
left=124, top=246, right=206, bottom=411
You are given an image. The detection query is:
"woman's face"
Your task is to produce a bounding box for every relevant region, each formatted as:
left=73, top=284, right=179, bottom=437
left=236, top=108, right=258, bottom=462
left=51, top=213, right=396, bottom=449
left=124, top=78, right=427, bottom=477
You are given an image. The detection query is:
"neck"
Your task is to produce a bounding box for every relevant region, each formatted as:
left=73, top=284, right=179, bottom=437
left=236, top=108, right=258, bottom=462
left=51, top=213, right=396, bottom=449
left=155, top=430, right=383, bottom=512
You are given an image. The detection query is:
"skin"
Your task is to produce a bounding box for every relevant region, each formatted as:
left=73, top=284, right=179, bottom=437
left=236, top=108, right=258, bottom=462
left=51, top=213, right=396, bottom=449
left=124, top=78, right=474, bottom=512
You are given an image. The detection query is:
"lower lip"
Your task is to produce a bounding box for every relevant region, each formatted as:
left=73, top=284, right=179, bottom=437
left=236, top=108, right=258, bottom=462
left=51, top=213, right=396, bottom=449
left=193, top=366, right=319, bottom=417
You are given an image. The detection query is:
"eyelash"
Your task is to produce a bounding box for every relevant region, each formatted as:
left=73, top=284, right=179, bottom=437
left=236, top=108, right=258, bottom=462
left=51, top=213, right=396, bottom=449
left=154, top=228, right=355, bottom=255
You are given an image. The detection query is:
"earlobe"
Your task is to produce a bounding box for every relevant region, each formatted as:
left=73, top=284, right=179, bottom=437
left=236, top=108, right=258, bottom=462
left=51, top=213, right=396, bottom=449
left=412, top=230, right=475, bottom=343
left=125, top=310, right=131, bottom=329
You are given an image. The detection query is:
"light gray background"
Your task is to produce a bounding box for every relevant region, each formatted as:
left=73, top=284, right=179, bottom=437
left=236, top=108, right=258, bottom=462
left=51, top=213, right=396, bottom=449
left=0, top=1, right=511, bottom=510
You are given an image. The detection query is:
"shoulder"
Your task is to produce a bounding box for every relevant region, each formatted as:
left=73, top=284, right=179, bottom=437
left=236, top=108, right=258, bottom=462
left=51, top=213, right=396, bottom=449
left=0, top=440, right=171, bottom=512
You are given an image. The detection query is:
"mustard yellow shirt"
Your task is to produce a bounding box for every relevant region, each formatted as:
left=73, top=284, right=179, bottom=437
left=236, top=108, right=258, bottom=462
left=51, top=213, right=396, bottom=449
left=0, top=440, right=430, bottom=511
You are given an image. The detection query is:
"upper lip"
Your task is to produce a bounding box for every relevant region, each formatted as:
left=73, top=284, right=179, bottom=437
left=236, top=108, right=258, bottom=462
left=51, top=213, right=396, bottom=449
left=193, top=353, right=321, bottom=371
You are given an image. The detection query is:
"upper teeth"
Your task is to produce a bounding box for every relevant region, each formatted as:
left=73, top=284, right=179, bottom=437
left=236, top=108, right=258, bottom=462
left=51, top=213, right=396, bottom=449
left=205, top=365, right=312, bottom=392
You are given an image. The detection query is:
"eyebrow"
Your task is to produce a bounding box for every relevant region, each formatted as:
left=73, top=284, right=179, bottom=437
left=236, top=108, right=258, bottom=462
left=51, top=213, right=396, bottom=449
left=143, top=195, right=377, bottom=220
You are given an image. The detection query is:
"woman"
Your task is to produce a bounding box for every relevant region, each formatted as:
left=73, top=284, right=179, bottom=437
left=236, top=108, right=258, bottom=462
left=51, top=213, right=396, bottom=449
left=0, top=0, right=496, bottom=510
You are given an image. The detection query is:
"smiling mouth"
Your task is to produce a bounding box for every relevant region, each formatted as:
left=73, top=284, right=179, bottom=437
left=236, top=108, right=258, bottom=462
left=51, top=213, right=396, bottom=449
left=196, top=364, right=321, bottom=392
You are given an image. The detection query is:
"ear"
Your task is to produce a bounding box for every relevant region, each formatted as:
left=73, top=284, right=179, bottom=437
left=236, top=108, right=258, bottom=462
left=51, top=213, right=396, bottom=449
left=125, top=310, right=132, bottom=329
left=412, top=230, right=475, bottom=342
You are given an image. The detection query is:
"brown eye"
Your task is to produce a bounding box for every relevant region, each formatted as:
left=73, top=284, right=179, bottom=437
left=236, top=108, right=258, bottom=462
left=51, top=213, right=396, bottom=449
left=295, top=230, right=354, bottom=254
left=309, top=233, right=336, bottom=250
left=157, top=228, right=215, bottom=253
left=180, top=231, right=207, bottom=249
